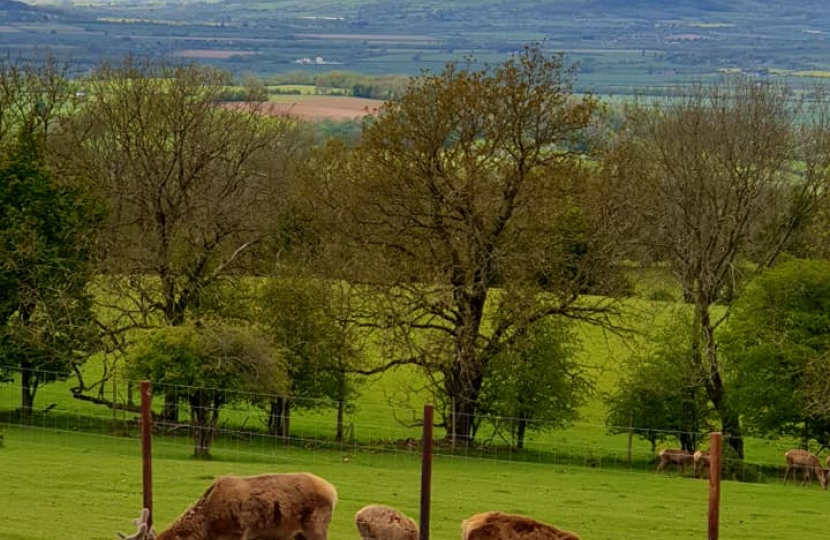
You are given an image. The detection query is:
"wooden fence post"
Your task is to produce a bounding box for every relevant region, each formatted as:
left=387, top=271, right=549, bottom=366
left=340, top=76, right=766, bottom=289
left=708, top=432, right=722, bottom=540
left=140, top=380, right=153, bottom=529
left=419, top=404, right=434, bottom=540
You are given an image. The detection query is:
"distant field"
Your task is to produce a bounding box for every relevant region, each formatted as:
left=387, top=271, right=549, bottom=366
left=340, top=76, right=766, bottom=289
left=226, top=95, right=385, bottom=120
left=269, top=84, right=321, bottom=94
left=172, top=49, right=259, bottom=59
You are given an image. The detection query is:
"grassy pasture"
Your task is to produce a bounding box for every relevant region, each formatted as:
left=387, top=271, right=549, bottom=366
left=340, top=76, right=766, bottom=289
left=1, top=423, right=827, bottom=540
left=0, top=268, right=805, bottom=472
left=0, top=269, right=815, bottom=540
left=0, top=295, right=802, bottom=473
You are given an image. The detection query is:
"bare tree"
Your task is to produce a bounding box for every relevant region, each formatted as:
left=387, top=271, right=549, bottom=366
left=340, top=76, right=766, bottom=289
left=618, top=77, right=830, bottom=458
left=0, top=52, right=75, bottom=157
left=51, top=57, right=306, bottom=418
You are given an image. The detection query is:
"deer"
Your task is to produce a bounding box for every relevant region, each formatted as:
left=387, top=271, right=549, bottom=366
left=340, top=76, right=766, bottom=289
left=783, top=449, right=828, bottom=490
left=462, top=511, right=580, bottom=540
left=693, top=450, right=711, bottom=478
left=117, top=472, right=338, bottom=540
left=355, top=504, right=418, bottom=540
left=655, top=448, right=695, bottom=475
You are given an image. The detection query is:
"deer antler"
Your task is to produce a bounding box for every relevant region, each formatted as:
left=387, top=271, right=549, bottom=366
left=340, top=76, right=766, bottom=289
left=116, top=508, right=154, bottom=540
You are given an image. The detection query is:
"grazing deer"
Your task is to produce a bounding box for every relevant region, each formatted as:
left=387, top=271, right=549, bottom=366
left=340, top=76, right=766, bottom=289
left=462, top=511, right=580, bottom=540
left=693, top=450, right=711, bottom=478
left=355, top=505, right=418, bottom=540
left=783, top=449, right=828, bottom=490
left=656, top=448, right=694, bottom=475
left=117, top=472, right=338, bottom=540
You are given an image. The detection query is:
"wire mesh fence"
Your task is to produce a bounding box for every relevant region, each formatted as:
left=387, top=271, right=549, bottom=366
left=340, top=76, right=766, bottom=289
left=0, top=367, right=807, bottom=484
left=5, top=367, right=830, bottom=540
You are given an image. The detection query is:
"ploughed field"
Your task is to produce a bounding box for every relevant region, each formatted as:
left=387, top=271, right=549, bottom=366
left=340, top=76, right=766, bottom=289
left=225, top=96, right=386, bottom=120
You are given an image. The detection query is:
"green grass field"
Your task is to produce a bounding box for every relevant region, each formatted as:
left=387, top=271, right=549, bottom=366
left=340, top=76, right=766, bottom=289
left=0, top=275, right=819, bottom=539
left=1, top=423, right=827, bottom=540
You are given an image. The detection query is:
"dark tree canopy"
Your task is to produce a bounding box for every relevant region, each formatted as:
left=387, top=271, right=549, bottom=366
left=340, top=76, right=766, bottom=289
left=256, top=278, right=364, bottom=440
left=721, top=258, right=830, bottom=447
left=0, top=148, right=103, bottom=416
left=606, top=308, right=711, bottom=453
left=479, top=317, right=591, bottom=449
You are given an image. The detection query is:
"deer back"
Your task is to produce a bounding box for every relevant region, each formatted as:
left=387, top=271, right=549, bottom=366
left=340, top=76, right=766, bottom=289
left=355, top=505, right=418, bottom=540
left=462, top=511, right=580, bottom=540
left=785, top=449, right=821, bottom=468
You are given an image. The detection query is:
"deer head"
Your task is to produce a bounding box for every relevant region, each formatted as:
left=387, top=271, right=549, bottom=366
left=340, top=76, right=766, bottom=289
left=117, top=508, right=156, bottom=540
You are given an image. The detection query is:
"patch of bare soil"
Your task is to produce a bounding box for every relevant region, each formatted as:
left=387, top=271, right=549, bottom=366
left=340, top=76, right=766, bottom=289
left=225, top=97, right=386, bottom=121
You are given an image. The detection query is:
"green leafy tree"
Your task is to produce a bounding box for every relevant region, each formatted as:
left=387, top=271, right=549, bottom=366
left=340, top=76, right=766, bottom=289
left=257, top=278, right=364, bottom=441
left=606, top=309, right=711, bottom=453
left=305, top=45, right=627, bottom=443
left=478, top=317, right=590, bottom=449
left=721, top=258, right=830, bottom=447
left=0, top=148, right=103, bottom=417
left=127, top=321, right=287, bottom=458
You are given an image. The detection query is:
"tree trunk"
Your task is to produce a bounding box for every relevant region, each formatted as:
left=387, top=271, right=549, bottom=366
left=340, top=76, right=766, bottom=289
left=516, top=417, right=528, bottom=450
left=335, top=400, right=345, bottom=443
left=160, top=274, right=184, bottom=426
left=698, top=301, right=745, bottom=459
left=679, top=432, right=695, bottom=452
left=444, top=289, right=488, bottom=444
left=268, top=397, right=291, bottom=438
left=193, top=428, right=212, bottom=459
left=190, top=393, right=218, bottom=459
left=161, top=389, right=179, bottom=424
left=20, top=366, right=35, bottom=419
left=447, top=397, right=477, bottom=445
left=718, top=402, right=744, bottom=458
left=444, top=361, right=484, bottom=445
left=335, top=371, right=346, bottom=443
left=282, top=399, right=291, bottom=438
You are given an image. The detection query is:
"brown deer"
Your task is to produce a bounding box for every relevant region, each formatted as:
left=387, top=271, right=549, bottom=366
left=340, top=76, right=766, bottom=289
left=117, top=472, right=338, bottom=540
left=355, top=505, right=418, bottom=540
left=656, top=448, right=694, bottom=475
left=461, top=511, right=580, bottom=540
left=693, top=450, right=711, bottom=478
left=783, top=449, right=828, bottom=490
